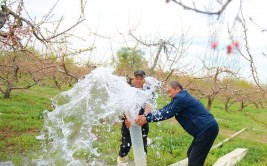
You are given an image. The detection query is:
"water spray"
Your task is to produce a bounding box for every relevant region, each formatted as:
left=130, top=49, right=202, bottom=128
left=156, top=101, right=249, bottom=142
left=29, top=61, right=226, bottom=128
left=34, top=67, right=160, bottom=165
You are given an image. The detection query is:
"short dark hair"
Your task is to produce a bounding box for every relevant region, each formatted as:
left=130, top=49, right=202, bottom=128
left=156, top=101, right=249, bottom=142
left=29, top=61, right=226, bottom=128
left=169, top=81, right=183, bottom=90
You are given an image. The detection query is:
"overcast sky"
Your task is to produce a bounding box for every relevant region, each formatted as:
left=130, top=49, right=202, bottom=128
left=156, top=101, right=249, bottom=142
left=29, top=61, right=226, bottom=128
left=23, top=0, right=267, bottom=83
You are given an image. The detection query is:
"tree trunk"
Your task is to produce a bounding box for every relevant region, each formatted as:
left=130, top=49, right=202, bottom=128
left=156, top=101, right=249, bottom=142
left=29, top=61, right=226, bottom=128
left=253, top=102, right=259, bottom=109
left=53, top=75, right=61, bottom=89
left=164, top=69, right=174, bottom=82
left=238, top=101, right=244, bottom=112
left=207, top=96, right=212, bottom=111
left=224, top=98, right=230, bottom=112
left=12, top=56, right=19, bottom=82
left=4, top=83, right=12, bottom=98
left=259, top=102, right=264, bottom=109
left=3, top=56, right=19, bottom=98
left=149, top=40, right=164, bottom=74
left=14, top=65, right=19, bottom=82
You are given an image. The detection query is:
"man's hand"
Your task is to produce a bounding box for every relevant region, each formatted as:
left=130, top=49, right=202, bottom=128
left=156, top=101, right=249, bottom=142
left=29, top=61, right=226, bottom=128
left=125, top=113, right=131, bottom=128
left=144, top=103, right=152, bottom=115
left=135, top=115, right=147, bottom=126
left=125, top=118, right=131, bottom=128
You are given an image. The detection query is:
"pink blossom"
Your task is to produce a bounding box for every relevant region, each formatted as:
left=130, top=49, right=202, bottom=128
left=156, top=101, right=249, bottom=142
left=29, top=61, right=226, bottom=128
left=211, top=41, right=219, bottom=49
left=226, top=44, right=233, bottom=54
left=233, top=41, right=239, bottom=48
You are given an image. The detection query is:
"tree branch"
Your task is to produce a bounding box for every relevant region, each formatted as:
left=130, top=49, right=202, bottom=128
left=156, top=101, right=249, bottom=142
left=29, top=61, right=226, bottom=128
left=171, top=0, right=233, bottom=18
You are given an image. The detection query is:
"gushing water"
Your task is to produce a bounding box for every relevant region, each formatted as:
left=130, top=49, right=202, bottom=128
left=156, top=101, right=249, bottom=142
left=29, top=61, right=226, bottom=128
left=34, top=67, right=159, bottom=165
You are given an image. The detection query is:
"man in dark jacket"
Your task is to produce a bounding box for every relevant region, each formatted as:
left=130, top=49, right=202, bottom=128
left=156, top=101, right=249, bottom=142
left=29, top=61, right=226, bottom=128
left=136, top=81, right=219, bottom=166
left=117, top=70, right=153, bottom=165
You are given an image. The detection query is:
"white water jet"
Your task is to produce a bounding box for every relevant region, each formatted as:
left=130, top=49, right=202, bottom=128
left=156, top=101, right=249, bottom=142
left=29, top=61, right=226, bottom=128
left=129, top=123, right=147, bottom=166
left=34, top=67, right=159, bottom=165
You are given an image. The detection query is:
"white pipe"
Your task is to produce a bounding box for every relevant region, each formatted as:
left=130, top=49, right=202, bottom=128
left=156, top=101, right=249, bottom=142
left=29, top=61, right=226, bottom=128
left=211, top=128, right=246, bottom=149
left=129, top=123, right=147, bottom=166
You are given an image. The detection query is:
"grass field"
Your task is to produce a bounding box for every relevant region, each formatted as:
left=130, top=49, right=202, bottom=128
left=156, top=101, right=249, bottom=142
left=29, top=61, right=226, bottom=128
left=0, top=86, right=267, bottom=165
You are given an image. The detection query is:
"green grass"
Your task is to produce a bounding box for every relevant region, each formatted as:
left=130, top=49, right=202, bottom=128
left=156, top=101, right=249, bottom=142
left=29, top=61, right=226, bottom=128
left=0, top=86, right=62, bottom=163
left=0, top=86, right=267, bottom=165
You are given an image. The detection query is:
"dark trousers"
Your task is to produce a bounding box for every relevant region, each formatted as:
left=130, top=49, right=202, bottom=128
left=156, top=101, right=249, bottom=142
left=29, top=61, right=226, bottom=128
left=187, top=123, right=219, bottom=166
left=118, top=117, right=149, bottom=157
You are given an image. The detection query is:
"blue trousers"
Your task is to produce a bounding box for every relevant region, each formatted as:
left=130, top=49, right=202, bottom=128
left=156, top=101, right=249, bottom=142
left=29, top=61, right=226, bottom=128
left=187, top=123, right=219, bottom=166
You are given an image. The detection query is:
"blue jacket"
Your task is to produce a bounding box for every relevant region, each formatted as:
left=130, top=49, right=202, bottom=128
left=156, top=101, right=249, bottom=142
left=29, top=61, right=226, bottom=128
left=146, top=90, right=218, bottom=137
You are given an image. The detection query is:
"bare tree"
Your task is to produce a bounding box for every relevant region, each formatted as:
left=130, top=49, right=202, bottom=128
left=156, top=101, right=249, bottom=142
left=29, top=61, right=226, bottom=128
left=128, top=30, right=192, bottom=81
left=167, top=0, right=267, bottom=91
left=0, top=0, right=92, bottom=98
left=233, top=10, right=266, bottom=91
left=187, top=60, right=238, bottom=111
left=218, top=78, right=252, bottom=112
left=0, top=49, right=56, bottom=98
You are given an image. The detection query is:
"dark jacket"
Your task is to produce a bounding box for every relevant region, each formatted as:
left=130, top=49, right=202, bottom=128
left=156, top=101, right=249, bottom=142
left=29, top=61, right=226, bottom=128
left=146, top=89, right=217, bottom=137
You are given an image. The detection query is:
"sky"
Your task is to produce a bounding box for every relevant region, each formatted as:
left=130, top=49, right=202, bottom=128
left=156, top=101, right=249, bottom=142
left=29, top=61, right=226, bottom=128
left=22, top=0, right=267, bottom=83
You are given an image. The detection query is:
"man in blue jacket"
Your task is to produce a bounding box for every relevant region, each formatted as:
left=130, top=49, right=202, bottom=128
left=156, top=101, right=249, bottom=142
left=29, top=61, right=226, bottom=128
left=136, top=81, right=219, bottom=166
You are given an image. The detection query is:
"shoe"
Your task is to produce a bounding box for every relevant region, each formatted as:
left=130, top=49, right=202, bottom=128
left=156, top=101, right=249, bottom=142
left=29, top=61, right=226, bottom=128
left=147, top=137, right=153, bottom=146
left=117, top=155, right=129, bottom=166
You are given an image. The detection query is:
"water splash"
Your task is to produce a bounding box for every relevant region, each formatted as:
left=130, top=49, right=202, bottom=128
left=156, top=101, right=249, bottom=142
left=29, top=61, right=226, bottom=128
left=34, top=67, right=159, bottom=165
